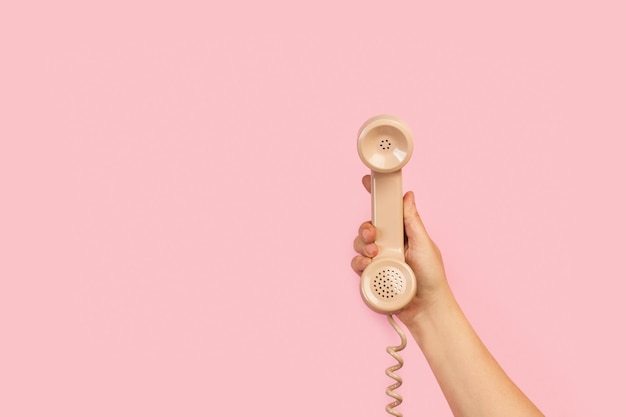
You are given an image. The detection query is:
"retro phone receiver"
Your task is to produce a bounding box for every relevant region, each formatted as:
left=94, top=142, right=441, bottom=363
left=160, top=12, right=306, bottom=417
left=357, top=115, right=417, bottom=314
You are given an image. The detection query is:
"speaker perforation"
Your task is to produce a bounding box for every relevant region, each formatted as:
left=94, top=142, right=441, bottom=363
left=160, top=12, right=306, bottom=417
left=372, top=267, right=406, bottom=299
left=378, top=138, right=392, bottom=150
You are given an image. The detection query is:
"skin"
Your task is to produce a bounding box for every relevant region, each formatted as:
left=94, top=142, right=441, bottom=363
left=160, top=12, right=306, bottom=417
left=351, top=175, right=545, bottom=417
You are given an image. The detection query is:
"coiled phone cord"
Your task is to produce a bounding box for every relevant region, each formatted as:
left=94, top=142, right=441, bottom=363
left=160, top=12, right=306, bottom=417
left=385, top=314, right=407, bottom=417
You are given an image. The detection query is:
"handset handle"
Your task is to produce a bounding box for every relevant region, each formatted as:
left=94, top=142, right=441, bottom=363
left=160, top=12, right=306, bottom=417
left=371, top=170, right=405, bottom=261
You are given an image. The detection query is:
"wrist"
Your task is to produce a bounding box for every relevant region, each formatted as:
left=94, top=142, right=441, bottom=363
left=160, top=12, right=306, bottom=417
left=403, top=284, right=459, bottom=344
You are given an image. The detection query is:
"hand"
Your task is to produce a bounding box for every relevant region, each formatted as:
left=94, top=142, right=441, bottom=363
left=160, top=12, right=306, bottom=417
left=353, top=175, right=545, bottom=417
left=351, top=175, right=450, bottom=326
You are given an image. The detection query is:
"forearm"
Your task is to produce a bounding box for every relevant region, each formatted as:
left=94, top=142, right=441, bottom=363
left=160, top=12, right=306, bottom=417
left=352, top=185, right=544, bottom=416
left=406, top=286, right=544, bottom=417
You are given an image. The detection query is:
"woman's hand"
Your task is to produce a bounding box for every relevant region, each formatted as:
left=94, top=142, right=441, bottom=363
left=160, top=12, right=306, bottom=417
left=351, top=175, right=451, bottom=326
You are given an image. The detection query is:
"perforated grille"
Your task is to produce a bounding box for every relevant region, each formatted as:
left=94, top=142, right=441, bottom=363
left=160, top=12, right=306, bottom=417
left=379, top=138, right=391, bottom=150
left=372, top=267, right=406, bottom=299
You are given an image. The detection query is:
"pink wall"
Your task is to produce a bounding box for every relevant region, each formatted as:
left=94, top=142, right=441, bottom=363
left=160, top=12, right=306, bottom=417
left=1, top=1, right=625, bottom=416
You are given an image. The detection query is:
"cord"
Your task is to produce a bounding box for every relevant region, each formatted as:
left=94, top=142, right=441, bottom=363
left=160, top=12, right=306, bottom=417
left=385, top=314, right=407, bottom=417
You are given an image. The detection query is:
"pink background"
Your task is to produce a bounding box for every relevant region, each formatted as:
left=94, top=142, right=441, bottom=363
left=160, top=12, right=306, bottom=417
left=1, top=1, right=625, bottom=416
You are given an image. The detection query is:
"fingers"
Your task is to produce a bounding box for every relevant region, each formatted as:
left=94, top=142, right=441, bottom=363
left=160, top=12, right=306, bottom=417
left=361, top=174, right=372, bottom=194
left=351, top=255, right=371, bottom=275
left=352, top=221, right=378, bottom=275
left=353, top=221, right=377, bottom=257
left=358, top=221, right=376, bottom=244
left=403, top=191, right=430, bottom=246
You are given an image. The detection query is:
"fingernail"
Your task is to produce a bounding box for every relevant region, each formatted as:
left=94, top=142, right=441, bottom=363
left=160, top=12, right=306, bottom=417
left=361, top=229, right=369, bottom=240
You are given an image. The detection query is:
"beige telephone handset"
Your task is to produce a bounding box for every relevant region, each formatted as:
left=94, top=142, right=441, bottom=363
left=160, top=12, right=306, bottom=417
left=357, top=115, right=415, bottom=417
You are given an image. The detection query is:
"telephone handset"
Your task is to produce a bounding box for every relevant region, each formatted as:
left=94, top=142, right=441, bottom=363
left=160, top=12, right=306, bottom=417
left=357, top=115, right=415, bottom=417
left=357, top=115, right=417, bottom=313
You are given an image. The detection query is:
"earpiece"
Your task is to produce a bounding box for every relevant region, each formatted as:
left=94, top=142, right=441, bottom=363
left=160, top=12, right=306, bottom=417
left=357, top=115, right=417, bottom=314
